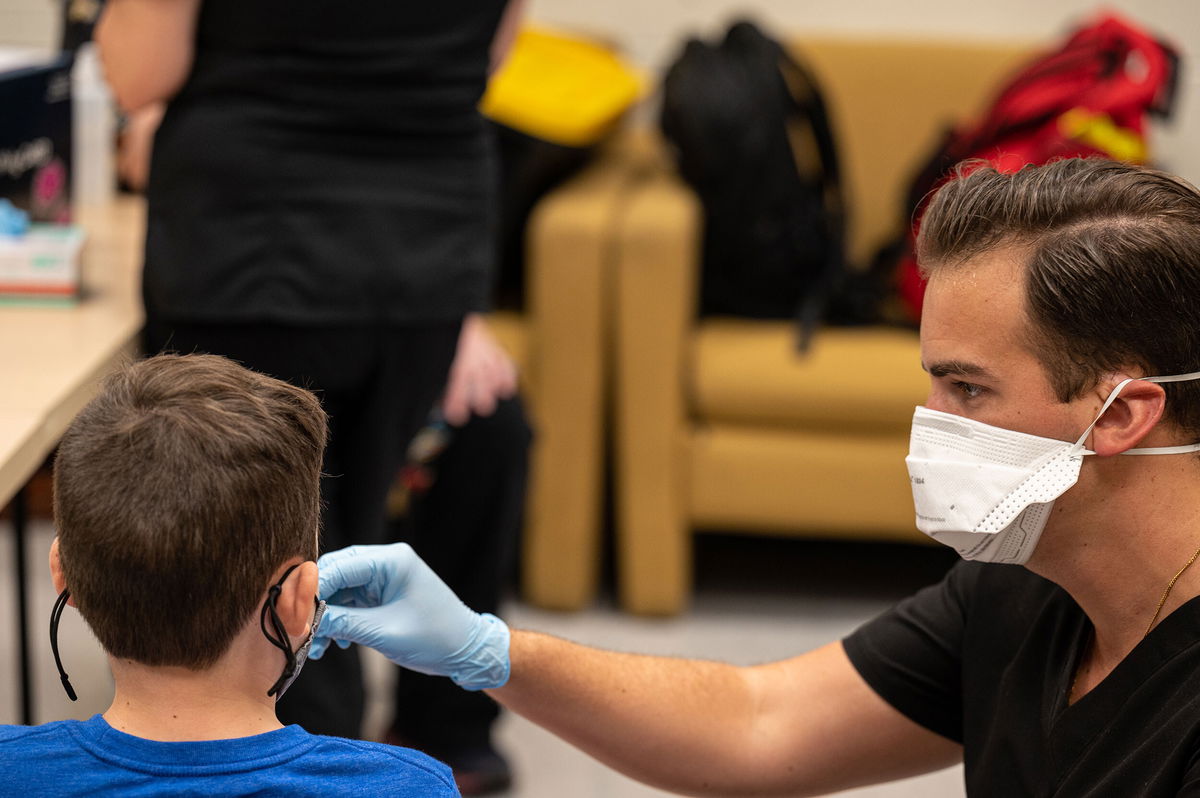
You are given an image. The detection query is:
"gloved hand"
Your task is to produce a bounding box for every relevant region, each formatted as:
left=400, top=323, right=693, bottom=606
left=311, top=543, right=510, bottom=691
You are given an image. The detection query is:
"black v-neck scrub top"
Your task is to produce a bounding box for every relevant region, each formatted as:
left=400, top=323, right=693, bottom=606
left=143, top=1, right=507, bottom=327
left=845, top=561, right=1200, bottom=796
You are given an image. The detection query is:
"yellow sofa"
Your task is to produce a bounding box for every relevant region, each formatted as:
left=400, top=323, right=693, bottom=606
left=612, top=38, right=1034, bottom=615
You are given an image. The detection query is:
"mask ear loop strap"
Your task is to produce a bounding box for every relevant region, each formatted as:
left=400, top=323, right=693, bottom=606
left=1132, top=372, right=1200, bottom=452
left=50, top=589, right=78, bottom=701
left=261, top=563, right=302, bottom=697
left=1073, top=371, right=1200, bottom=454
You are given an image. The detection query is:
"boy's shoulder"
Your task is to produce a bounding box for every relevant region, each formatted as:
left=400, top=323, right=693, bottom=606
left=0, top=717, right=79, bottom=746
left=0, top=718, right=93, bottom=784
left=302, top=733, right=458, bottom=793
left=0, top=718, right=458, bottom=797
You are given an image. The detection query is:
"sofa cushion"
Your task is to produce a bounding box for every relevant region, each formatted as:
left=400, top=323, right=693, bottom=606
left=688, top=422, right=923, bottom=541
left=690, top=319, right=927, bottom=432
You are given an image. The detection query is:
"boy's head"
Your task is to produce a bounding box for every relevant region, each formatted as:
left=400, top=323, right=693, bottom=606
left=52, top=353, right=327, bottom=668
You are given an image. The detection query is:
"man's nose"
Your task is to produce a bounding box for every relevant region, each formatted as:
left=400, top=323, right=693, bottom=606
left=923, top=384, right=949, bottom=414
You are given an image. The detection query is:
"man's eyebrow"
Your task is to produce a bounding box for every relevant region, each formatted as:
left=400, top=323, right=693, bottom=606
left=921, top=360, right=997, bottom=380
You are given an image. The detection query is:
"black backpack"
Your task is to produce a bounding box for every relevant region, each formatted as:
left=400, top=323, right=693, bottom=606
left=660, top=20, right=846, bottom=347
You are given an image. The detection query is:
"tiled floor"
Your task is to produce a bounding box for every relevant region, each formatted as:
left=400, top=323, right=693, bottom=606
left=1, top=519, right=964, bottom=797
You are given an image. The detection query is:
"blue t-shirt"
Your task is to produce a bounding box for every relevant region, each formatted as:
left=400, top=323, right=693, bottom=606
left=0, top=714, right=459, bottom=796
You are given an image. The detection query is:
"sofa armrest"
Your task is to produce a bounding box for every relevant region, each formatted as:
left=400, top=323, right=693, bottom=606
left=520, top=144, right=641, bottom=610
left=613, top=164, right=702, bottom=614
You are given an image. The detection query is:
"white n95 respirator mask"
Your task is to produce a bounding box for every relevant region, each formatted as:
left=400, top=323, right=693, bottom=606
left=906, top=371, right=1200, bottom=565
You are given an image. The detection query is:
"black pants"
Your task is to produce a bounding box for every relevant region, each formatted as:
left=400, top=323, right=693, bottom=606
left=388, top=396, right=531, bottom=750
left=143, top=317, right=460, bottom=738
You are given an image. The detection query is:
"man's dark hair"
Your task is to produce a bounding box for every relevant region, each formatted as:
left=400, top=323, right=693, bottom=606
left=918, top=157, right=1200, bottom=436
left=53, top=354, right=327, bottom=668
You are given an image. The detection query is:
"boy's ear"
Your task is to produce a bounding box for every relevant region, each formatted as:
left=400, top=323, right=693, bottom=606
left=48, top=538, right=75, bottom=607
left=275, top=560, right=319, bottom=640
left=1090, top=378, right=1166, bottom=456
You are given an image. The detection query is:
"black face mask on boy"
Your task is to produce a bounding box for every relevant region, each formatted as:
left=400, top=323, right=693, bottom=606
left=49, top=563, right=326, bottom=701
left=49, top=587, right=78, bottom=701
left=261, top=563, right=326, bottom=700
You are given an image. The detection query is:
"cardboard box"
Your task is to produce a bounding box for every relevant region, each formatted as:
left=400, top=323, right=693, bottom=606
left=0, top=50, right=73, bottom=224
left=0, top=224, right=85, bottom=304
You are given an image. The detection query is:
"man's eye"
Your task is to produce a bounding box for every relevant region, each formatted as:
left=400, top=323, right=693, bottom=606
left=952, top=381, right=984, bottom=399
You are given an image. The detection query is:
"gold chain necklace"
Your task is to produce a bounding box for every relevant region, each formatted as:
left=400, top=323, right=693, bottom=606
left=1144, top=540, right=1200, bottom=637
left=1071, top=540, right=1200, bottom=702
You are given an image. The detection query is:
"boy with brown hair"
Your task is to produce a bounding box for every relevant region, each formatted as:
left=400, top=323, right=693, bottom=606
left=0, top=354, right=458, bottom=796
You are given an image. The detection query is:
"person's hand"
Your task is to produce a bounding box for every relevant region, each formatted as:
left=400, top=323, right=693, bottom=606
left=116, top=102, right=165, bottom=192
left=311, top=543, right=510, bottom=690
left=441, top=313, right=518, bottom=426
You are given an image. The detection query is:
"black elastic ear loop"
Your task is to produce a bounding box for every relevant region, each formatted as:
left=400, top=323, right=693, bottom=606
left=50, top=588, right=78, bottom=701
left=260, top=564, right=301, bottom=697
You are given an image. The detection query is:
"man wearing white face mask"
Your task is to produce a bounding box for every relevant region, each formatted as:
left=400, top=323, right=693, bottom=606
left=313, top=158, right=1200, bottom=796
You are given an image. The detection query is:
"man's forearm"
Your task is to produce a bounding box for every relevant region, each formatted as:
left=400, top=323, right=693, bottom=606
left=490, top=629, right=765, bottom=795
left=489, top=632, right=963, bottom=797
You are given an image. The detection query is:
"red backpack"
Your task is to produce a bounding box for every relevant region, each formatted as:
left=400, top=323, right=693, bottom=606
left=888, top=11, right=1180, bottom=321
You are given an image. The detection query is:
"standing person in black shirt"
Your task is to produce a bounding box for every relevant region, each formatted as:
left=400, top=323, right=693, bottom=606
left=386, top=396, right=529, bottom=794
left=93, top=0, right=524, bottom=788
left=312, top=158, right=1200, bottom=796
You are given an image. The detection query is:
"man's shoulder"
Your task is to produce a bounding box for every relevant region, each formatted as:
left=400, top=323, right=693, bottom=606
left=851, top=560, right=1056, bottom=640
left=301, top=733, right=458, bottom=794
left=950, top=560, right=1061, bottom=597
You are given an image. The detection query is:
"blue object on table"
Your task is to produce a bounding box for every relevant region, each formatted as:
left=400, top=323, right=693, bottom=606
left=0, top=198, right=30, bottom=236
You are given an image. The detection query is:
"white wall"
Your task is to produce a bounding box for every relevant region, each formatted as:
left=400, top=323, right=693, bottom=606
left=0, top=0, right=57, bottom=50
left=5, top=0, right=1197, bottom=179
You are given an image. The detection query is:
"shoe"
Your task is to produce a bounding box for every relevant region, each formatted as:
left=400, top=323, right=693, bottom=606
left=383, top=731, right=513, bottom=795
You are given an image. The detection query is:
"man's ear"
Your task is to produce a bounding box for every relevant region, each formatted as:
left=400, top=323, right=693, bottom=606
left=274, top=560, right=319, bottom=640
left=1090, top=378, right=1166, bottom=456
left=48, top=538, right=75, bottom=606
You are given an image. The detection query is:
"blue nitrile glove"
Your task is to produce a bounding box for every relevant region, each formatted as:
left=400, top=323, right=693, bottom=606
left=311, top=543, right=510, bottom=691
